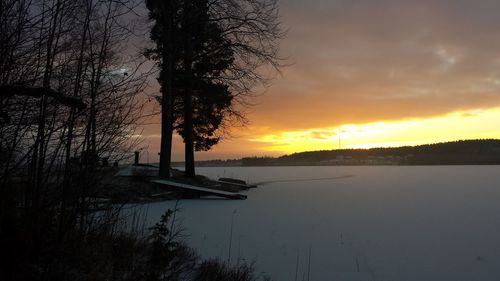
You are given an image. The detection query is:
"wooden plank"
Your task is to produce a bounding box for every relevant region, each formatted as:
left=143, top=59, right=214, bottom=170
left=151, top=179, right=247, bottom=200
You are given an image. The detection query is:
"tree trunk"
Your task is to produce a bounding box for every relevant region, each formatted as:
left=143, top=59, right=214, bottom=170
left=183, top=91, right=195, bottom=177
left=183, top=2, right=195, bottom=178
left=159, top=2, right=174, bottom=179
left=159, top=76, right=173, bottom=178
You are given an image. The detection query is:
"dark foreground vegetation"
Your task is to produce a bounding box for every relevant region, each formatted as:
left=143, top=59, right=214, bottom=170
left=2, top=205, right=270, bottom=281
left=193, top=139, right=500, bottom=166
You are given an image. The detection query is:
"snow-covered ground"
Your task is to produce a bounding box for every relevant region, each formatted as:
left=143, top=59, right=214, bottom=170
left=141, top=166, right=500, bottom=281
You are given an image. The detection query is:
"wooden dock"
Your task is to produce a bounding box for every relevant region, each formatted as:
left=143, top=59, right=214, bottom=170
left=151, top=179, right=247, bottom=200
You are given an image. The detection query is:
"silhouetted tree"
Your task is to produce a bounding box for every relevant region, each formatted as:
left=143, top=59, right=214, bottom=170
left=146, top=0, right=234, bottom=177
left=173, top=13, right=235, bottom=168
left=0, top=0, right=149, bottom=278
left=209, top=0, right=286, bottom=100
left=146, top=0, right=284, bottom=178
left=145, top=0, right=179, bottom=178
left=174, top=82, right=233, bottom=152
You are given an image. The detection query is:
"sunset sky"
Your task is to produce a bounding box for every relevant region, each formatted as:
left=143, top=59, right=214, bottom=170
left=141, top=0, right=500, bottom=161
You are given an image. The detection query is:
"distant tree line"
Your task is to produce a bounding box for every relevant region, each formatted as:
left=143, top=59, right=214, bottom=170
left=219, top=140, right=500, bottom=166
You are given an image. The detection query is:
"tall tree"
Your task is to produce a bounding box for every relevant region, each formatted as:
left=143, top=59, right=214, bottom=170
left=147, top=0, right=285, bottom=178
left=145, top=0, right=179, bottom=178
left=177, top=6, right=235, bottom=176
left=146, top=0, right=234, bottom=177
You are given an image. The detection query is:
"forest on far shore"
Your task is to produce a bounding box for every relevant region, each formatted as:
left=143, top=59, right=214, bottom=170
left=190, top=139, right=500, bottom=166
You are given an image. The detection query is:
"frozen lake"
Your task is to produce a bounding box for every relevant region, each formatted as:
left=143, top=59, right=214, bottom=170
left=141, top=166, right=500, bottom=281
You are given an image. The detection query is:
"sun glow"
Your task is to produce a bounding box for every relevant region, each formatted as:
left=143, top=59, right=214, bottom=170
left=250, top=107, right=500, bottom=154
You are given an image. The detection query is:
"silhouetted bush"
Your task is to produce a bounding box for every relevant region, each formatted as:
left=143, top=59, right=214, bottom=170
left=196, top=259, right=271, bottom=281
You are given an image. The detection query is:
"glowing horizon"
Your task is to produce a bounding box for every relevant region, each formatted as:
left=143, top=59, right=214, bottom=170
left=241, top=107, right=500, bottom=155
